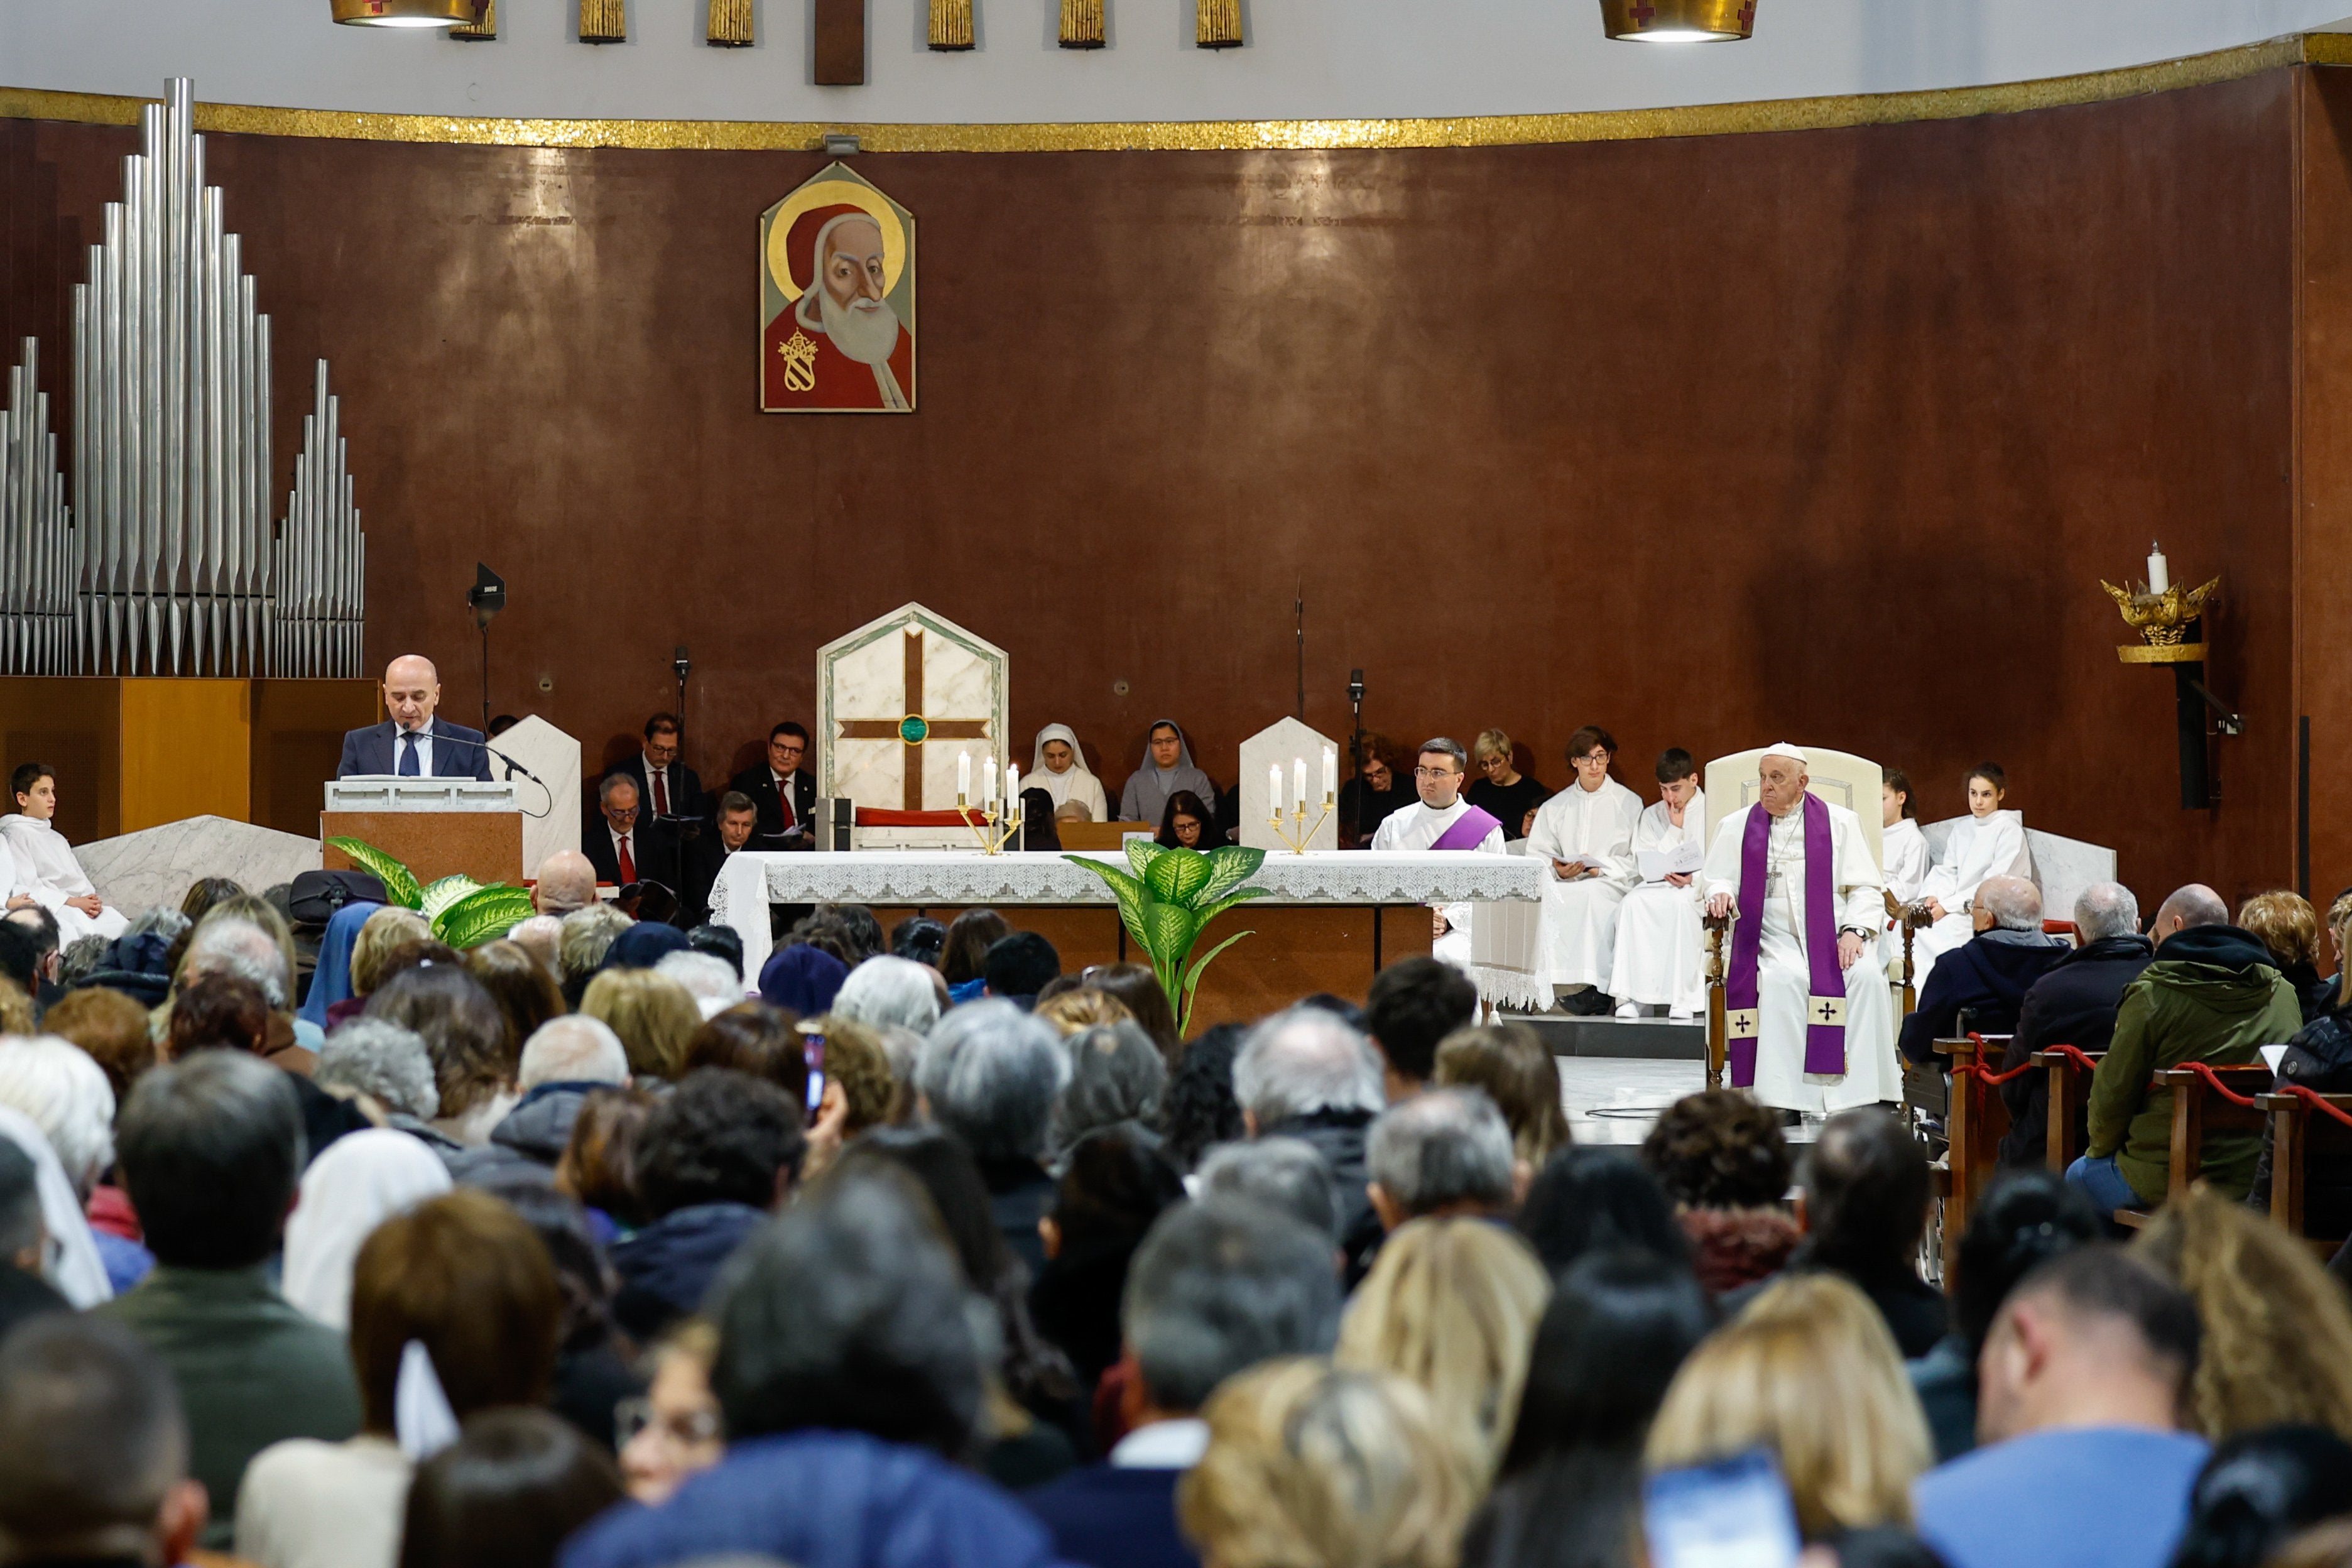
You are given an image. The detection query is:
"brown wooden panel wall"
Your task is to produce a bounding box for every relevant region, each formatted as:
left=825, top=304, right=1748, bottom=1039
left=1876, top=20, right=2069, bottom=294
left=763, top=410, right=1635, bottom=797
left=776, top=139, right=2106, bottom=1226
left=0, top=68, right=2312, bottom=909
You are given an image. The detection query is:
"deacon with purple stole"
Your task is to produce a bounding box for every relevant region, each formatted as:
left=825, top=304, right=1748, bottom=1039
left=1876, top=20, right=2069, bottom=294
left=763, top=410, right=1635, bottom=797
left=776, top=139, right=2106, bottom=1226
left=1701, top=743, right=1900, bottom=1114
left=1372, top=737, right=1507, bottom=972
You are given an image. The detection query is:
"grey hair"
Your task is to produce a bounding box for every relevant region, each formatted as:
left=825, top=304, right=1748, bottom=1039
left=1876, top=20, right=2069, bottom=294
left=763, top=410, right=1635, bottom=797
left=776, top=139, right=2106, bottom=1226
left=2074, top=882, right=2142, bottom=943
left=598, top=771, right=639, bottom=805
left=56, top=936, right=111, bottom=986
left=0, top=1037, right=117, bottom=1190
left=1978, top=876, right=2044, bottom=934
left=180, top=918, right=289, bottom=1007
left=315, top=1018, right=440, bottom=1121
left=558, top=905, right=633, bottom=984
left=1048, top=1022, right=1168, bottom=1160
left=518, top=1015, right=630, bottom=1090
left=1231, top=1007, right=1384, bottom=1126
left=836, top=956, right=944, bottom=1036
left=1366, top=1087, right=1515, bottom=1219
left=657, top=951, right=742, bottom=1006
left=915, top=1000, right=1067, bottom=1163
left=877, top=1025, right=925, bottom=1099
left=1123, top=1197, right=1342, bottom=1413
left=1197, top=1136, right=1339, bottom=1241
left=124, top=907, right=190, bottom=944
left=1416, top=737, right=1468, bottom=770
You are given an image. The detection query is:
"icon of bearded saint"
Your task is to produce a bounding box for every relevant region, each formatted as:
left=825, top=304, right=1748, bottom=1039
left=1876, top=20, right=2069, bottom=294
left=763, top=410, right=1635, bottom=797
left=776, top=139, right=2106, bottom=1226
left=763, top=204, right=915, bottom=413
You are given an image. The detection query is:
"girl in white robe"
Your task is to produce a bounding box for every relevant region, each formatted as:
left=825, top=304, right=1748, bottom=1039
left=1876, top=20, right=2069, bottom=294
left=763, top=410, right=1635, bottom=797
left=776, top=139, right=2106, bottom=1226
left=1911, top=763, right=2029, bottom=993
left=1028, top=724, right=1109, bottom=824
left=1, top=765, right=129, bottom=945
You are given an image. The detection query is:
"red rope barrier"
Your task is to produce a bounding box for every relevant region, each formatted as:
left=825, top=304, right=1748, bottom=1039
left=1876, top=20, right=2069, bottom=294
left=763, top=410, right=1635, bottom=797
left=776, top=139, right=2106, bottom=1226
left=1953, top=1060, right=2037, bottom=1086
left=2282, top=1084, right=2352, bottom=1131
left=2039, top=1043, right=2102, bottom=1074
left=2175, top=1060, right=2265, bottom=1108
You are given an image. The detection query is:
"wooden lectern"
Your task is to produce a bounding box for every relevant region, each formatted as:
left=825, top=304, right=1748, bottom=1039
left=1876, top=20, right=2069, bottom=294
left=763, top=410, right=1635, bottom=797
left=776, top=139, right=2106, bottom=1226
left=322, top=778, right=526, bottom=886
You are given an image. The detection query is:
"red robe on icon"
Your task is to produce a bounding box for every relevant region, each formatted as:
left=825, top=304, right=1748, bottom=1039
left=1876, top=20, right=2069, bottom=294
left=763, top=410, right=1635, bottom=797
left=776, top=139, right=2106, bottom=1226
left=762, top=300, right=915, bottom=412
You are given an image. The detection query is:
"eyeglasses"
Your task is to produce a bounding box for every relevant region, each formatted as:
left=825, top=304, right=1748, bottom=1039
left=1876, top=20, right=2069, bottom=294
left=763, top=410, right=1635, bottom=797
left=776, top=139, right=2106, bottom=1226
left=1413, top=766, right=1459, bottom=779
left=615, top=1396, right=722, bottom=1452
left=1573, top=751, right=1609, bottom=764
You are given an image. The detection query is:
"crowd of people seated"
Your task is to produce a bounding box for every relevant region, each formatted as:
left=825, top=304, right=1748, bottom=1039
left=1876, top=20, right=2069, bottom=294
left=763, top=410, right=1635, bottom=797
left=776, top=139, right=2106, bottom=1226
left=9, top=820, right=2352, bottom=1567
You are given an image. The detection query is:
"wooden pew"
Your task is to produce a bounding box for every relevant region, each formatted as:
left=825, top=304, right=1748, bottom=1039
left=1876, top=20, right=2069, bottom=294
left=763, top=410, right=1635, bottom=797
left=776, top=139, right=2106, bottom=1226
left=2034, top=1047, right=2103, bottom=1171
left=1941, top=1037, right=2013, bottom=1278
left=2110, top=1063, right=2273, bottom=1229
left=2260, top=1087, right=2352, bottom=1251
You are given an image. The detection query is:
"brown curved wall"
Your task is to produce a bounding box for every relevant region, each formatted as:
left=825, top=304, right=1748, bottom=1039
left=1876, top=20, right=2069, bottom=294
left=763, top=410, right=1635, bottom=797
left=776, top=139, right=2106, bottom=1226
left=0, top=70, right=2312, bottom=908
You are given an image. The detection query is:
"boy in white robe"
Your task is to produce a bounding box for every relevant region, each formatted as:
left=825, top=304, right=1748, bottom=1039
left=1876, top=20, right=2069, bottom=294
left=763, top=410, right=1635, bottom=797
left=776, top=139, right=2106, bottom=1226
left=1912, top=763, right=2029, bottom=993
left=1, top=765, right=129, bottom=945
left=1527, top=725, right=1644, bottom=1012
left=1371, top=738, right=1506, bottom=972
left=1879, top=768, right=1931, bottom=990
left=1607, top=748, right=1707, bottom=1020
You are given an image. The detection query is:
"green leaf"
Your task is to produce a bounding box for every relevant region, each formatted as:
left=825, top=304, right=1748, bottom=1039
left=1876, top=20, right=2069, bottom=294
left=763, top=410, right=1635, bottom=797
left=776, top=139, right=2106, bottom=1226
left=1124, top=839, right=1167, bottom=881
left=418, top=874, right=482, bottom=922
left=1141, top=901, right=1199, bottom=968
left=1065, top=856, right=1153, bottom=949
left=1191, top=884, right=1272, bottom=930
left=1176, top=928, right=1255, bottom=1037
left=324, top=836, right=422, bottom=910
left=1195, top=845, right=1266, bottom=906
left=431, top=885, right=536, bottom=949
left=1143, top=846, right=1216, bottom=905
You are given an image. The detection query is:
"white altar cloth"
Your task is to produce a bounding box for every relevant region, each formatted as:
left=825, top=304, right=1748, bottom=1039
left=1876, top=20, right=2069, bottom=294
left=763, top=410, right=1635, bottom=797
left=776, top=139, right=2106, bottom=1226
left=710, top=850, right=1546, bottom=974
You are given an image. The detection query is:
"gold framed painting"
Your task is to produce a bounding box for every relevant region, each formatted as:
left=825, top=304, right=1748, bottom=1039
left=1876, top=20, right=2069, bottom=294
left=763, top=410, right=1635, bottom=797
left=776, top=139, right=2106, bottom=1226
left=760, top=162, right=917, bottom=413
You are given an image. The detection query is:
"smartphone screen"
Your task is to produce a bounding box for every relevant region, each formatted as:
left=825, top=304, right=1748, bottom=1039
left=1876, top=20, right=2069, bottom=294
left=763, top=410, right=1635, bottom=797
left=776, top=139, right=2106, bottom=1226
left=1642, top=1451, right=1802, bottom=1568
left=803, top=1033, right=826, bottom=1124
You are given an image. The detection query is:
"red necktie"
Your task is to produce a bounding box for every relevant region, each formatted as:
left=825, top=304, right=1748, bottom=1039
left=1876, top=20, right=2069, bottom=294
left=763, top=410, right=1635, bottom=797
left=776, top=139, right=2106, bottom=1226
left=651, top=766, right=670, bottom=817
left=776, top=774, right=795, bottom=831
left=617, top=831, right=636, bottom=884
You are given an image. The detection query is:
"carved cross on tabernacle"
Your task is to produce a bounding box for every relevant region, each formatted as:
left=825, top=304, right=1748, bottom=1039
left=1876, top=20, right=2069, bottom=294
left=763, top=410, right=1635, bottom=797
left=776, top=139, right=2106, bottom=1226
left=833, top=627, right=991, bottom=811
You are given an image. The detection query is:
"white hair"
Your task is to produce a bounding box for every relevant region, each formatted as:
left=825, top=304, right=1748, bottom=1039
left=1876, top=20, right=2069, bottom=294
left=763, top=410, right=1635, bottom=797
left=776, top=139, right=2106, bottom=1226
left=1232, top=1007, right=1385, bottom=1126
left=1979, top=876, right=2044, bottom=934
left=656, top=951, right=743, bottom=1006
left=2074, top=881, right=2142, bottom=944
left=518, top=1015, right=630, bottom=1091
left=181, top=917, right=290, bottom=1008
left=317, top=1018, right=440, bottom=1121
left=836, top=956, right=944, bottom=1036
left=0, top=1036, right=117, bottom=1191
left=1365, top=1087, right=1515, bottom=1218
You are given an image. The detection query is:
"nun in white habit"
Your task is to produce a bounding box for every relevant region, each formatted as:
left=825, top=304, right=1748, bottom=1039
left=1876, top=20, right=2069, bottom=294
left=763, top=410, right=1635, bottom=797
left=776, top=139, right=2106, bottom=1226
left=281, top=1129, right=453, bottom=1331
left=1030, top=725, right=1109, bottom=824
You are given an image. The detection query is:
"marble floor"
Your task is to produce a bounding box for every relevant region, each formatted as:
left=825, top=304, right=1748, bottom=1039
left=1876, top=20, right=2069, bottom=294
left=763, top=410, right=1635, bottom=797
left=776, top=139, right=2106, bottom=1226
left=1556, top=1058, right=1819, bottom=1146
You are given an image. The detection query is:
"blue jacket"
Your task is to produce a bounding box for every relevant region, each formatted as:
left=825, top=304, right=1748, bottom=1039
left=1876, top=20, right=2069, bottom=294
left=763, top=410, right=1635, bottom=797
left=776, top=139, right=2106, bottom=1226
left=336, top=717, right=494, bottom=781
left=1023, top=1465, right=1195, bottom=1568
left=609, top=1201, right=766, bottom=1341
left=561, top=1429, right=1073, bottom=1568
left=1900, top=929, right=2068, bottom=1064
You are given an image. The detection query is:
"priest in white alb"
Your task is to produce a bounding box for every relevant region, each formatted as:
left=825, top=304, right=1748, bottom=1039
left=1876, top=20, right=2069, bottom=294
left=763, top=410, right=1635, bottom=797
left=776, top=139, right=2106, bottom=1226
left=1607, top=747, right=1707, bottom=1020
left=1702, top=744, right=1898, bottom=1114
left=1, top=763, right=129, bottom=944
left=1527, top=726, right=1644, bottom=1011
left=1371, top=737, right=1506, bottom=971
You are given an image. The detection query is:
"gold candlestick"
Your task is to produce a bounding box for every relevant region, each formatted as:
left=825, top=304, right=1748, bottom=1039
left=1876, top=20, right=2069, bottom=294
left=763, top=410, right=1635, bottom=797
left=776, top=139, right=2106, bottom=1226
left=957, top=793, right=1024, bottom=856
left=1267, top=795, right=1334, bottom=855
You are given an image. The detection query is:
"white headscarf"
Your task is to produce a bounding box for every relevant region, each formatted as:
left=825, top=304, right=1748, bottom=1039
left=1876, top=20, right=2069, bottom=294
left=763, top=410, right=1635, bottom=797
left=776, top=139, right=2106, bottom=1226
left=1028, top=725, right=1106, bottom=816
left=0, top=1104, right=111, bottom=1307
left=281, top=1129, right=452, bottom=1331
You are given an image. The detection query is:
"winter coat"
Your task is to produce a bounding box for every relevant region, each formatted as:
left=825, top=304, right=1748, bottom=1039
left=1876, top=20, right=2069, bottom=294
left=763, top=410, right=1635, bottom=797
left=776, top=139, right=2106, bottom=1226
left=1899, top=929, right=2069, bottom=1064
left=1677, top=1205, right=1801, bottom=1297
left=560, top=1428, right=1068, bottom=1568
left=447, top=1081, right=601, bottom=1189
left=2248, top=1007, right=2352, bottom=1236
left=1258, top=1108, right=1381, bottom=1278
left=610, top=1202, right=766, bottom=1341
left=2086, top=924, right=2302, bottom=1206
left=1996, top=935, right=2156, bottom=1167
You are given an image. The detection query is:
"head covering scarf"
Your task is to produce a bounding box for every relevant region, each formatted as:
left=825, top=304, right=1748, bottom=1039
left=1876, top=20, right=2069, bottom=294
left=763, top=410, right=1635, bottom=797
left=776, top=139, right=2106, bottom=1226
left=300, top=900, right=383, bottom=1030
left=759, top=942, right=849, bottom=1018
left=604, top=921, right=692, bottom=973
left=1030, top=724, right=1104, bottom=809
left=1126, top=720, right=1218, bottom=829
left=281, top=1128, right=453, bottom=1331
left=0, top=1106, right=111, bottom=1307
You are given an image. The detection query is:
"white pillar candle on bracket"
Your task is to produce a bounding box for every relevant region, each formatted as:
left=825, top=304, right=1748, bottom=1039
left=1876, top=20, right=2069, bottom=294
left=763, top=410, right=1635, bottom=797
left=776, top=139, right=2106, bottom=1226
left=2148, top=543, right=2170, bottom=594
left=1322, top=746, right=1337, bottom=802
left=981, top=754, right=996, bottom=806
left=1006, top=762, right=1020, bottom=808
left=1293, top=758, right=1308, bottom=813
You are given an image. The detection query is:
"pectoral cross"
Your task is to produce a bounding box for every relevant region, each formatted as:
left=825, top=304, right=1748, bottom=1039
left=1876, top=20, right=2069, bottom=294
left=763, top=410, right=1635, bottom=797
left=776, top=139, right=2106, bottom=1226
left=834, top=626, right=991, bottom=810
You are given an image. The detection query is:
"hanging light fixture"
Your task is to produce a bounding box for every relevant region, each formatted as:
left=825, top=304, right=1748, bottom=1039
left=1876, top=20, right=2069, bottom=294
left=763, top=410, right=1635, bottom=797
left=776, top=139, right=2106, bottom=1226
left=333, top=0, right=477, bottom=27
left=1600, top=0, right=1755, bottom=41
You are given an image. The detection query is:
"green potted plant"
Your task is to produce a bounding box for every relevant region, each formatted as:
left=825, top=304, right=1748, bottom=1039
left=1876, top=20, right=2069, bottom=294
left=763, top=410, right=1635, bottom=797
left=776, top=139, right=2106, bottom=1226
left=1066, top=840, right=1269, bottom=1037
left=322, top=837, right=540, bottom=949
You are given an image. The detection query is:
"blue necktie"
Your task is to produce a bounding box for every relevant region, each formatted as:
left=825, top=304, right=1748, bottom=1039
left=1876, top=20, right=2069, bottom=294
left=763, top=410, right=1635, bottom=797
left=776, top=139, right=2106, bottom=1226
left=398, top=731, right=421, bottom=777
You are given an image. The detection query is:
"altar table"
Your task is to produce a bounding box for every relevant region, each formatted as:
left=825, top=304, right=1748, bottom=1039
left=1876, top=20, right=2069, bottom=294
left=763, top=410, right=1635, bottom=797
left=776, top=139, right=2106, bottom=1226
left=710, top=850, right=1545, bottom=1032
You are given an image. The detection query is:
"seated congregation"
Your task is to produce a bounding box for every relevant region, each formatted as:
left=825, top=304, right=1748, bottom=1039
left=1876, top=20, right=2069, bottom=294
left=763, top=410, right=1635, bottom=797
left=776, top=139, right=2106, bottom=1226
left=1, top=829, right=2351, bottom=1568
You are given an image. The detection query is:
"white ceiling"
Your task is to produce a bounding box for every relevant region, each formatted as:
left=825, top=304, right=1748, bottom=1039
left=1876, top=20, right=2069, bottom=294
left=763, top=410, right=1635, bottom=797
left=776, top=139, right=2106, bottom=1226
left=4, top=0, right=2351, bottom=127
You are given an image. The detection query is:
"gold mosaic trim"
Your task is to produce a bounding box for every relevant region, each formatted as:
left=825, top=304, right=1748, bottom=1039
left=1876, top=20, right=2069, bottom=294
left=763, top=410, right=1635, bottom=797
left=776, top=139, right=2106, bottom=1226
left=0, top=33, right=2330, bottom=153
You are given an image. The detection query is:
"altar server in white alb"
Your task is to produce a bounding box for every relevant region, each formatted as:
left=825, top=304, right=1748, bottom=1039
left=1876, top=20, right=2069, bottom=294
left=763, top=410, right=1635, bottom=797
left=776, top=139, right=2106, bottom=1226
left=1910, top=762, right=2029, bottom=993
left=1878, top=768, right=1931, bottom=980
left=1702, top=744, right=1898, bottom=1115
left=0, top=763, right=129, bottom=944
left=1371, top=737, right=1506, bottom=971
left=1527, top=726, right=1644, bottom=1011
left=1607, top=748, right=1707, bottom=1020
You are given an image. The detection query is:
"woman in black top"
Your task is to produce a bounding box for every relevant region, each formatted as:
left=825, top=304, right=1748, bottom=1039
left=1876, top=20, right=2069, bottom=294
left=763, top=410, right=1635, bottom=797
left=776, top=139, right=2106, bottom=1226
left=1467, top=728, right=1550, bottom=841
left=1337, top=732, right=1413, bottom=848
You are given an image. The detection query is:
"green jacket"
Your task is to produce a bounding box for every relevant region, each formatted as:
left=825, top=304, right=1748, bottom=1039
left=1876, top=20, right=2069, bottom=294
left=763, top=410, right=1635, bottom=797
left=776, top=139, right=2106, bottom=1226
left=94, top=1264, right=361, bottom=1547
left=2086, top=923, right=2302, bottom=1206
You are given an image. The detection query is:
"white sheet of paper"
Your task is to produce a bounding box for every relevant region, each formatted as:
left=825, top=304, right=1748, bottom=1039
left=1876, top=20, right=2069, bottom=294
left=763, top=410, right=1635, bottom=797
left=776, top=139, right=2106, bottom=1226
left=2262, top=1043, right=2289, bottom=1074
left=1638, top=841, right=1705, bottom=883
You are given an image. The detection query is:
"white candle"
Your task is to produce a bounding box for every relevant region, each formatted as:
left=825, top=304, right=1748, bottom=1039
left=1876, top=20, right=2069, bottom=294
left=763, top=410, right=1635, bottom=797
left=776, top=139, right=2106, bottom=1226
left=957, top=751, right=971, bottom=802
left=1006, top=762, right=1020, bottom=805
left=981, top=754, right=996, bottom=806
left=1322, top=746, right=1337, bottom=803
left=1293, top=758, right=1308, bottom=814
left=2148, top=542, right=2170, bottom=594
left=1268, top=763, right=1283, bottom=814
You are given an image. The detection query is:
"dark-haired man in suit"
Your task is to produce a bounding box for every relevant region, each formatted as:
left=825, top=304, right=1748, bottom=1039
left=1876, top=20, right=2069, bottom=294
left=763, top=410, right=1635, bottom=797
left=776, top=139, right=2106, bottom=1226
left=729, top=722, right=817, bottom=850
left=334, top=655, right=494, bottom=781
left=607, top=712, right=704, bottom=825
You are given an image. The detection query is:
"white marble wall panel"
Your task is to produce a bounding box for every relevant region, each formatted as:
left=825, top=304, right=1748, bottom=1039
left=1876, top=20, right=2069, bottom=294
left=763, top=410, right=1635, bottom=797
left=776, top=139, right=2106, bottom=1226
left=493, top=716, right=583, bottom=881
left=75, top=816, right=322, bottom=917
left=1920, top=817, right=2117, bottom=925
left=1238, top=717, right=1339, bottom=852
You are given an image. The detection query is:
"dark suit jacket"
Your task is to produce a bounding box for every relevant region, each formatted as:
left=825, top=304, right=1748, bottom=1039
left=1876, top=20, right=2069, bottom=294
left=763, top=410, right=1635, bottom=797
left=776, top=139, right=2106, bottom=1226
left=584, top=818, right=681, bottom=892
left=678, top=830, right=740, bottom=930
left=1023, top=1464, right=1195, bottom=1568
left=728, top=764, right=817, bottom=847
left=608, top=753, right=705, bottom=822
left=335, top=717, right=494, bottom=781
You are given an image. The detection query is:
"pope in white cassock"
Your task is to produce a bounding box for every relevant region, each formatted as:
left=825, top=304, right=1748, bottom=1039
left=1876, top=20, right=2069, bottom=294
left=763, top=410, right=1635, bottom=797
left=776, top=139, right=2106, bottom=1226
left=1371, top=738, right=1506, bottom=972
left=1607, top=758, right=1706, bottom=1020
left=1, top=765, right=129, bottom=944
left=1702, top=744, right=1898, bottom=1114
left=1910, top=765, right=2028, bottom=994
left=1527, top=729, right=1644, bottom=1006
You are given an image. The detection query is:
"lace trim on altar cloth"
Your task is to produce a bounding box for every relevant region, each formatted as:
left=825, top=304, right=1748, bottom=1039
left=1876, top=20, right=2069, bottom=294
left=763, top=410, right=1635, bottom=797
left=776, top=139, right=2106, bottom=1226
left=719, top=851, right=1546, bottom=908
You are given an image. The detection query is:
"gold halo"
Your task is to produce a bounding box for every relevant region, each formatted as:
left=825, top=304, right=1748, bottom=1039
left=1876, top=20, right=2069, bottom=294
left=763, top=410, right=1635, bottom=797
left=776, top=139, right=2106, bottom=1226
left=766, top=179, right=906, bottom=302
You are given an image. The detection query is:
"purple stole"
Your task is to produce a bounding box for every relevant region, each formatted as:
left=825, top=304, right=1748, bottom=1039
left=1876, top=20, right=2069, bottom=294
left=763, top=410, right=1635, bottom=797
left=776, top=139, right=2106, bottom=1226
left=1723, top=792, right=1848, bottom=1086
left=1429, top=804, right=1503, bottom=851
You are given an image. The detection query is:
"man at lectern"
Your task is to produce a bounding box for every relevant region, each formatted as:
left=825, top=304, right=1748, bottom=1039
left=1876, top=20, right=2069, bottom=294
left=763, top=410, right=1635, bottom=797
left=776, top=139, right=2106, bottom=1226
left=335, top=654, right=495, bottom=781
